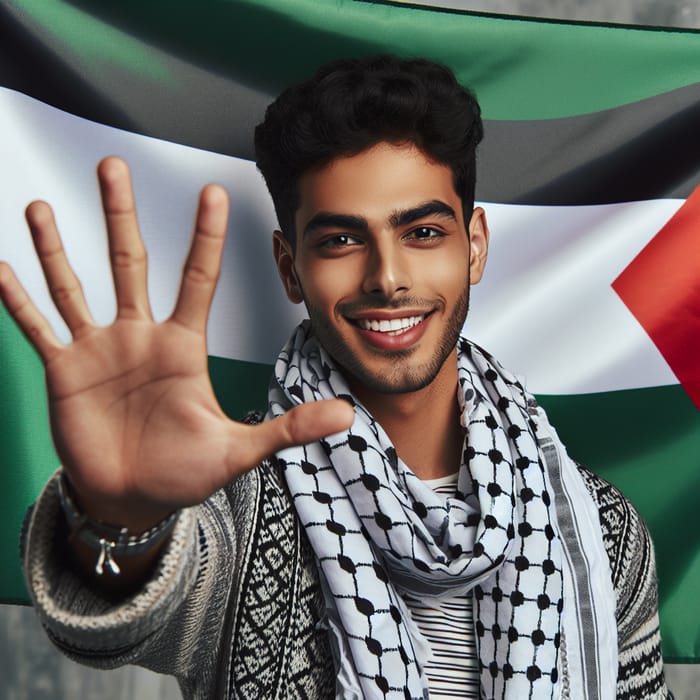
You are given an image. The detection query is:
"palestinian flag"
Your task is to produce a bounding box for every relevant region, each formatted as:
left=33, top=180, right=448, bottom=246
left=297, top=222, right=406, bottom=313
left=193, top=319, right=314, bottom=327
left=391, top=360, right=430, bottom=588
left=1, top=0, right=698, bottom=664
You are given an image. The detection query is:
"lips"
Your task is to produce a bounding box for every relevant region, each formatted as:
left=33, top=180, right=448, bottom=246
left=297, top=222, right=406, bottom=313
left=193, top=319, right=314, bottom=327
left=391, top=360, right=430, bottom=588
left=355, top=315, right=426, bottom=335
left=347, top=311, right=433, bottom=351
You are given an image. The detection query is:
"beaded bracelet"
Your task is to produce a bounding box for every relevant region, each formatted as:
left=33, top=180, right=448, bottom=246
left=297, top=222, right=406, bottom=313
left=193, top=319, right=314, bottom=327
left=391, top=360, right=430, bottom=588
left=57, top=474, right=178, bottom=576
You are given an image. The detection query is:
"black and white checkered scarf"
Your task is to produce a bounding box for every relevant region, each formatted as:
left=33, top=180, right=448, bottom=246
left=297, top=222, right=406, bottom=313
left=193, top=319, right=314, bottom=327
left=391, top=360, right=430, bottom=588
left=269, top=322, right=564, bottom=699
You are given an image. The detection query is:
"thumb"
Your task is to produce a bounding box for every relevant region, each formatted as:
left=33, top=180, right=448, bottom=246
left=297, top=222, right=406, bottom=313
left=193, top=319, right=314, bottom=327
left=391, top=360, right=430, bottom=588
left=232, top=398, right=355, bottom=469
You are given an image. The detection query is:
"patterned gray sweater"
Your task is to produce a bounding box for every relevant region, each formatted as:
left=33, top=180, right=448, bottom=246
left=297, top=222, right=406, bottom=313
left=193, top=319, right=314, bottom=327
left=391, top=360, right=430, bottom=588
left=22, top=459, right=670, bottom=699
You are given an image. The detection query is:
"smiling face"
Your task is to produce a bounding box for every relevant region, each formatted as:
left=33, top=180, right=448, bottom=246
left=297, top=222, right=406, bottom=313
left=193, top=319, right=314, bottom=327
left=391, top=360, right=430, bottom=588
left=274, top=142, right=489, bottom=400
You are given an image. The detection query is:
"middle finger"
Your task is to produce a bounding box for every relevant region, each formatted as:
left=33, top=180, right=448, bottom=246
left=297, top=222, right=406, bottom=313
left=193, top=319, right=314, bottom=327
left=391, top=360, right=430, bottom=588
left=98, top=157, right=153, bottom=321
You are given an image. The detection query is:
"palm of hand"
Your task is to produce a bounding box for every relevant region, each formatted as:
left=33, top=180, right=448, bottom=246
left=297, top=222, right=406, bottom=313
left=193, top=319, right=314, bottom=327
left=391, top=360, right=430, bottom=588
left=46, top=318, right=228, bottom=510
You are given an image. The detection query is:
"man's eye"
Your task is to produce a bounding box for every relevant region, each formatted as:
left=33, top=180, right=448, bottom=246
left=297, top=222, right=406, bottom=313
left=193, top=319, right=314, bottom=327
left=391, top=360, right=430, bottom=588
left=320, top=234, right=360, bottom=248
left=407, top=226, right=444, bottom=240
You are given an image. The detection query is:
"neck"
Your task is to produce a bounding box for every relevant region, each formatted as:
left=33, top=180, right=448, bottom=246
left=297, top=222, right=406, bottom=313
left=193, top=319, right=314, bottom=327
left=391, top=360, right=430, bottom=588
left=349, top=349, right=464, bottom=481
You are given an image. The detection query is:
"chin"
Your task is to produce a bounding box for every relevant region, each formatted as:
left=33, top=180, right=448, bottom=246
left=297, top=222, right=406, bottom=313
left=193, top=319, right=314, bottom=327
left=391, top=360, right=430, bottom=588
left=339, top=352, right=453, bottom=396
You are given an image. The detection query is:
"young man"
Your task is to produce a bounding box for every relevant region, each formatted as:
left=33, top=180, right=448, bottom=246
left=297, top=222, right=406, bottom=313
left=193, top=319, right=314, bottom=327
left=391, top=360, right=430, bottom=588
left=0, top=56, right=669, bottom=699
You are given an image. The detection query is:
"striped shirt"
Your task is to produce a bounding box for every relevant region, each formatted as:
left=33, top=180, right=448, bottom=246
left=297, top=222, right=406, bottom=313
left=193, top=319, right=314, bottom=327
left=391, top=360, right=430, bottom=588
left=402, top=473, right=480, bottom=699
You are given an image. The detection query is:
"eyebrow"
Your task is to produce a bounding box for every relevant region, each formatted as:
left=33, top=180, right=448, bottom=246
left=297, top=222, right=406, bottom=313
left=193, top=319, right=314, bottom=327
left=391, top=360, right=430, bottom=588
left=303, top=212, right=369, bottom=238
left=389, top=200, right=457, bottom=227
left=302, top=200, right=457, bottom=238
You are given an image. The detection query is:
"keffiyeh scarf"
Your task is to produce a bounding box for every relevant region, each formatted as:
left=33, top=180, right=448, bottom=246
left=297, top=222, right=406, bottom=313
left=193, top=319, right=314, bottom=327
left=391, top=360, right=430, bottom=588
left=268, top=322, right=615, bottom=700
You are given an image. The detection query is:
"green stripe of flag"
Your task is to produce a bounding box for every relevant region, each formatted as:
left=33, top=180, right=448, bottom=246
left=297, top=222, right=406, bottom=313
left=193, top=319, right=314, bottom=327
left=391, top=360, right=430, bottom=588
left=0, top=309, right=59, bottom=603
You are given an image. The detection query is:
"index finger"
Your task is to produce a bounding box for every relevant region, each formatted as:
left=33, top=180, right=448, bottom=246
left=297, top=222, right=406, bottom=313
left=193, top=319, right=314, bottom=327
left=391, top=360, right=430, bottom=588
left=170, top=184, right=229, bottom=333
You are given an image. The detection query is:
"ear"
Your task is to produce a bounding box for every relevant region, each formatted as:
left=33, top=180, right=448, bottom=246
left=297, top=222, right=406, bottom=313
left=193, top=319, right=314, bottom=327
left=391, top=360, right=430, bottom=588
left=273, top=231, right=304, bottom=304
left=467, top=207, right=489, bottom=285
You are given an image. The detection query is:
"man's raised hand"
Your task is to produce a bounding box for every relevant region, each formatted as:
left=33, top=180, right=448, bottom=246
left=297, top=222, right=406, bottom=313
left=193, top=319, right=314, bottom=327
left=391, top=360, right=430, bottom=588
left=0, top=158, right=354, bottom=534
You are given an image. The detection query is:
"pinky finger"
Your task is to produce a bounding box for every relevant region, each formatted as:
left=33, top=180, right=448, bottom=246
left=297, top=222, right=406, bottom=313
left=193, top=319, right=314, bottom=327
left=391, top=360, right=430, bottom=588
left=0, top=262, right=63, bottom=362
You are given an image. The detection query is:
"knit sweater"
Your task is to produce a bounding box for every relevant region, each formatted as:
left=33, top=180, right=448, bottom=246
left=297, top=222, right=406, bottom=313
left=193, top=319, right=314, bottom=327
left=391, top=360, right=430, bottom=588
left=22, top=459, right=669, bottom=699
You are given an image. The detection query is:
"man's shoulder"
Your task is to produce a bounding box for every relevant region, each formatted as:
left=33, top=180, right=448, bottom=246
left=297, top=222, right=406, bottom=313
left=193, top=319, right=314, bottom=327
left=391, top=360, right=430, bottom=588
left=573, top=462, right=648, bottom=568
left=572, top=463, right=659, bottom=634
left=574, top=462, right=639, bottom=526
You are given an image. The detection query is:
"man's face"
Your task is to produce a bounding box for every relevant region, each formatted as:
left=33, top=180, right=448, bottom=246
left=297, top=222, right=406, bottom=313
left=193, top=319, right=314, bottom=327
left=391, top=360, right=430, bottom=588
left=274, top=142, right=489, bottom=398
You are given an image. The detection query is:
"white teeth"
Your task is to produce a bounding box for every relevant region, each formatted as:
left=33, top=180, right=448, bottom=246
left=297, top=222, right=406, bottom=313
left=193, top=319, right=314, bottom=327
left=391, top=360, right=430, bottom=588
left=357, top=315, right=425, bottom=333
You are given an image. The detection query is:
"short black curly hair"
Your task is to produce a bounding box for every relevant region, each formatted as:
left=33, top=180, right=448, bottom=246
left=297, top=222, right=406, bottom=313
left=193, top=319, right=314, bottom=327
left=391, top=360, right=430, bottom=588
left=254, top=55, right=483, bottom=249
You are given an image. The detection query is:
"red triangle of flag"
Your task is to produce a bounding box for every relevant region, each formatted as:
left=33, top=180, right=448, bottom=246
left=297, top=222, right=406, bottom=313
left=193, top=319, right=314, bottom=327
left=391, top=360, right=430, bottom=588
left=612, top=186, right=700, bottom=410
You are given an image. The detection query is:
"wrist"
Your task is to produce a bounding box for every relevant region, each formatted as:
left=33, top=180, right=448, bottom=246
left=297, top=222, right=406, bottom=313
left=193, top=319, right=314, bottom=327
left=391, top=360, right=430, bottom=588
left=63, top=472, right=176, bottom=534
left=57, top=473, right=178, bottom=576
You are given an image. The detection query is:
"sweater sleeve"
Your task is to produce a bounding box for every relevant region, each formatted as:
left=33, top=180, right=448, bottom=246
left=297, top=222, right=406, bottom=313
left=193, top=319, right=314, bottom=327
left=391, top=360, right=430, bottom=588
left=575, top=464, right=672, bottom=700
left=21, top=469, right=250, bottom=695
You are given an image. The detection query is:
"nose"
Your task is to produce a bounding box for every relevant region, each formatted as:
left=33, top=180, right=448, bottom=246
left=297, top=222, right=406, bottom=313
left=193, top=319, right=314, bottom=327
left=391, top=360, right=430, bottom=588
left=361, top=239, right=411, bottom=298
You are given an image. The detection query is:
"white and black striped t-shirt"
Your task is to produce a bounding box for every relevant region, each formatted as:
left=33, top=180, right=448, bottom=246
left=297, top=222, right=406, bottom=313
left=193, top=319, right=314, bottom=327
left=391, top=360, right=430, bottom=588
left=401, top=473, right=480, bottom=699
